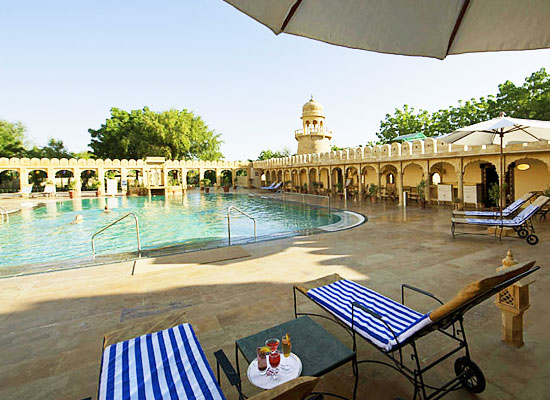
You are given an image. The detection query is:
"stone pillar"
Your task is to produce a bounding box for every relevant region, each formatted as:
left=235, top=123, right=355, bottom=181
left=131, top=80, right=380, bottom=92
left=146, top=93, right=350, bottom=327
left=307, top=169, right=312, bottom=193
left=19, top=168, right=28, bottom=191
left=232, top=170, right=237, bottom=187
left=120, top=167, right=127, bottom=194
left=458, top=158, right=464, bottom=206
left=398, top=164, right=404, bottom=206
left=181, top=168, right=187, bottom=189
left=327, top=169, right=332, bottom=195
left=73, top=167, right=82, bottom=195
left=495, top=250, right=535, bottom=348
left=216, top=169, right=222, bottom=189
left=358, top=167, right=363, bottom=200
left=97, top=167, right=105, bottom=196
left=377, top=168, right=382, bottom=200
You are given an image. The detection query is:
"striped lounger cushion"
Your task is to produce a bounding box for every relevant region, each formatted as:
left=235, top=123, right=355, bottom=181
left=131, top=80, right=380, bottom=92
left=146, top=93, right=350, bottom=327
left=99, top=323, right=225, bottom=400
left=307, top=280, right=432, bottom=352
left=466, top=204, right=539, bottom=226
left=464, top=198, right=523, bottom=217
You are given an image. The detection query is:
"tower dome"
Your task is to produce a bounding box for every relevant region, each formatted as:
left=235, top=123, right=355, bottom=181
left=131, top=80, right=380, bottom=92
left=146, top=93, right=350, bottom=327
left=295, top=96, right=332, bottom=155
left=302, top=97, right=324, bottom=117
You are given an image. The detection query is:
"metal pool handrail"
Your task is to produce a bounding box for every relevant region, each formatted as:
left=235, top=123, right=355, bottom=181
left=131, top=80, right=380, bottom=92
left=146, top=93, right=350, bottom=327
left=0, top=206, right=9, bottom=223
left=227, top=205, right=257, bottom=246
left=91, top=212, right=141, bottom=260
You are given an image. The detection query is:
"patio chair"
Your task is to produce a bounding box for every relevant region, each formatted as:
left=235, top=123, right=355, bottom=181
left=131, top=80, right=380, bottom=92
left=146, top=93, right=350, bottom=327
left=452, top=192, right=535, bottom=218
left=97, top=313, right=332, bottom=400
left=261, top=182, right=277, bottom=190
left=451, top=195, right=549, bottom=245
left=293, top=261, right=539, bottom=400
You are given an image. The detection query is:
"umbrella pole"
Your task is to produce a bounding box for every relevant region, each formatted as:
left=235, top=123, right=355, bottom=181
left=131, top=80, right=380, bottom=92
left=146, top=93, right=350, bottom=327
left=500, top=132, right=504, bottom=229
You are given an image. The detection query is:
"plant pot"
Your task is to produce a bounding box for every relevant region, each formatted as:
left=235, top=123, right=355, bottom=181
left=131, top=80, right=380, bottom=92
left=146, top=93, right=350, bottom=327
left=370, top=196, right=377, bottom=204
left=205, top=187, right=210, bottom=193
left=223, top=186, right=230, bottom=193
left=95, top=190, right=100, bottom=197
left=69, top=190, right=75, bottom=199
left=419, top=199, right=427, bottom=209
left=200, top=186, right=204, bottom=191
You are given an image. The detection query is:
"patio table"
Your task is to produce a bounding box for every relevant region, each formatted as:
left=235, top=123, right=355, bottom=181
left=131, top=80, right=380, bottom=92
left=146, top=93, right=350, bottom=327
left=235, top=316, right=357, bottom=399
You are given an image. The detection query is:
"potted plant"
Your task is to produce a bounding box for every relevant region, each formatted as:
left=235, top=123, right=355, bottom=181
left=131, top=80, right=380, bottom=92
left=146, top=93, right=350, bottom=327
left=453, top=197, right=462, bottom=211
left=368, top=184, right=378, bottom=204
left=417, top=179, right=427, bottom=208
left=284, top=180, right=292, bottom=192
left=488, top=182, right=507, bottom=209
left=201, top=178, right=211, bottom=193
left=312, top=181, right=322, bottom=195
left=68, top=180, right=78, bottom=199
left=302, top=183, right=308, bottom=193
left=222, top=177, right=231, bottom=193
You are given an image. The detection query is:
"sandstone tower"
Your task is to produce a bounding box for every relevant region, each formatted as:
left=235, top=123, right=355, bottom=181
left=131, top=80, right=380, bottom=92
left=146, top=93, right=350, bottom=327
left=295, top=96, right=332, bottom=155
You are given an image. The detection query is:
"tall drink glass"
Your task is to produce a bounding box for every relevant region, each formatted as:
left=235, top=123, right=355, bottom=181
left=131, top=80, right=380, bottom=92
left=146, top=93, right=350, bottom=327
left=281, top=333, right=291, bottom=372
left=257, top=347, right=268, bottom=375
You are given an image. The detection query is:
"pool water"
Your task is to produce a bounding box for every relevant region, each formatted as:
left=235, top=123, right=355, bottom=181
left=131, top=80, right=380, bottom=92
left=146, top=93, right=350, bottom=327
left=0, top=193, right=339, bottom=274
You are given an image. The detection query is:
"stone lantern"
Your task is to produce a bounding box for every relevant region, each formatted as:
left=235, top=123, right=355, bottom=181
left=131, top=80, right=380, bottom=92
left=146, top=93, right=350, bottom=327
left=495, top=249, right=535, bottom=348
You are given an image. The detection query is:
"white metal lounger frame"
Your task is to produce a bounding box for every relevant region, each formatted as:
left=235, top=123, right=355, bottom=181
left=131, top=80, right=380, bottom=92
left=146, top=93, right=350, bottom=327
left=451, top=196, right=549, bottom=245
left=293, top=265, right=539, bottom=400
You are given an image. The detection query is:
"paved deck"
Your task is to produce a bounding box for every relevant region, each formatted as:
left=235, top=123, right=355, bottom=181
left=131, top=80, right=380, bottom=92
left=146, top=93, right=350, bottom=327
left=1, top=198, right=549, bottom=399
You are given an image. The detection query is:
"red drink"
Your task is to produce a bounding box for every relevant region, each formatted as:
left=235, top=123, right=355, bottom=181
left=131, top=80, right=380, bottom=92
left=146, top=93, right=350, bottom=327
left=266, top=338, right=280, bottom=352
left=269, top=351, right=281, bottom=368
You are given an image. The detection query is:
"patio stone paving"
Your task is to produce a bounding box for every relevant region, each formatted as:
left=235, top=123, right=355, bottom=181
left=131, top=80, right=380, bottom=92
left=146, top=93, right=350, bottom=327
left=1, top=197, right=549, bottom=399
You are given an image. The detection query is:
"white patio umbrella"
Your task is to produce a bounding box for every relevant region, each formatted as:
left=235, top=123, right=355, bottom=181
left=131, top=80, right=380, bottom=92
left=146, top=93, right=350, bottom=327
left=439, top=116, right=550, bottom=217
left=222, top=0, right=550, bottom=59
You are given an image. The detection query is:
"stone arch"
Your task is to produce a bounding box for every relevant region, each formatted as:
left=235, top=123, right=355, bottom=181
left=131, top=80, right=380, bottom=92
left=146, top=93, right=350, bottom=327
left=167, top=169, right=181, bottom=186
left=28, top=169, right=48, bottom=191
left=308, top=168, right=317, bottom=192
left=203, top=169, right=216, bottom=185
left=402, top=162, right=424, bottom=188
left=220, top=169, right=233, bottom=186
left=54, top=169, right=74, bottom=191
left=0, top=169, right=20, bottom=192
left=508, top=157, right=550, bottom=201
left=186, top=169, right=199, bottom=185
left=429, top=161, right=457, bottom=184
left=277, top=170, right=283, bottom=183
left=331, top=167, right=343, bottom=193
left=81, top=170, right=98, bottom=191
left=319, top=167, right=330, bottom=192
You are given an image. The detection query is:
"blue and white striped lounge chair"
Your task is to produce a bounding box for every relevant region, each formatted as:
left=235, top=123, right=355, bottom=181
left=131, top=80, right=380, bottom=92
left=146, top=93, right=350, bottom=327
left=452, top=192, right=534, bottom=218
left=294, top=262, right=539, bottom=400
left=269, top=182, right=282, bottom=191
left=451, top=195, right=549, bottom=245
left=98, top=323, right=225, bottom=400
left=260, top=182, right=276, bottom=190
left=98, top=322, right=322, bottom=400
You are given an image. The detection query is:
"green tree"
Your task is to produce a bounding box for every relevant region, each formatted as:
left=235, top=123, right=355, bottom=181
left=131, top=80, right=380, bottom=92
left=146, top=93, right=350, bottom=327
left=0, top=120, right=27, bottom=157
left=89, top=107, right=223, bottom=160
left=376, top=105, right=431, bottom=143
left=256, top=147, right=292, bottom=160
left=375, top=68, right=550, bottom=143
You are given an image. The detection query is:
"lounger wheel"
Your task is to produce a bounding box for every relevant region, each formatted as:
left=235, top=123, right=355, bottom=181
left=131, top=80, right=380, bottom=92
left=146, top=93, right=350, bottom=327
left=513, top=226, right=522, bottom=232
left=526, top=234, right=539, bottom=245
left=454, top=357, right=486, bottom=394
left=517, top=228, right=529, bottom=239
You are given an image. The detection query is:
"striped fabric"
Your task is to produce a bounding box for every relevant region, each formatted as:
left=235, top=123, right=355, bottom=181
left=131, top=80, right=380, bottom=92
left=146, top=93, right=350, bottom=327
left=98, top=323, right=225, bottom=400
left=463, top=198, right=524, bottom=217
left=307, top=280, right=432, bottom=352
left=466, top=204, right=539, bottom=226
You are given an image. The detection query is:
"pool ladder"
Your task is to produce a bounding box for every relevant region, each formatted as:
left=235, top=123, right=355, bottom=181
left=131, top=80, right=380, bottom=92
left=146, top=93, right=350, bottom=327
left=0, top=207, right=9, bottom=223
left=227, top=206, right=256, bottom=246
left=91, top=212, right=141, bottom=260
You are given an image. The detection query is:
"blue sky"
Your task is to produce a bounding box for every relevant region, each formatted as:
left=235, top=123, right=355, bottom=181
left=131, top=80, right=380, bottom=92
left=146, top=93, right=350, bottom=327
left=1, top=0, right=549, bottom=160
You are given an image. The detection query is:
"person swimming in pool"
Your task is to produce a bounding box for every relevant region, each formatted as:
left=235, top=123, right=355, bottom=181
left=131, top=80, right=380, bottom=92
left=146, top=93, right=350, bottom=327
left=71, top=214, right=84, bottom=224
left=104, top=205, right=111, bottom=213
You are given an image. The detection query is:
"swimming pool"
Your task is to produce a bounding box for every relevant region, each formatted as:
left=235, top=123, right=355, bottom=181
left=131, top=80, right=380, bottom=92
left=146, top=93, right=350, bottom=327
left=0, top=193, right=341, bottom=276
